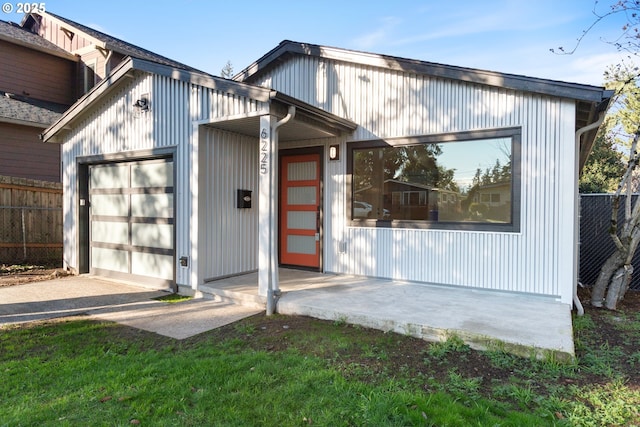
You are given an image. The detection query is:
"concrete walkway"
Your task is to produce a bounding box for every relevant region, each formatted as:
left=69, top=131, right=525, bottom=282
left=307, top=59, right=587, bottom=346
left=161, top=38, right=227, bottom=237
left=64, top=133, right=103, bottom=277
left=0, top=277, right=261, bottom=339
left=203, top=269, right=575, bottom=361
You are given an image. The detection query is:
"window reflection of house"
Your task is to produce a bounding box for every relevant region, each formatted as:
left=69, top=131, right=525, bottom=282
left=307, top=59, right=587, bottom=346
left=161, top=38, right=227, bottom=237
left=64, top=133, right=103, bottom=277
left=355, top=179, right=462, bottom=221
left=351, top=135, right=512, bottom=225
left=467, top=181, right=511, bottom=223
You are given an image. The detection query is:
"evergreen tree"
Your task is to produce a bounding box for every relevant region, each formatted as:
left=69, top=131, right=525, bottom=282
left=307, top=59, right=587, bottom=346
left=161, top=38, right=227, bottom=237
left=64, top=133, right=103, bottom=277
left=579, top=133, right=625, bottom=193
left=220, top=60, right=234, bottom=79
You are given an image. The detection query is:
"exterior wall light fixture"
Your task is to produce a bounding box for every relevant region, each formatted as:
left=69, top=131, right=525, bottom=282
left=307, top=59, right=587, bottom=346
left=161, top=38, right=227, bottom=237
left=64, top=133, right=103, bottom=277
left=329, top=144, right=340, bottom=161
left=134, top=95, right=150, bottom=112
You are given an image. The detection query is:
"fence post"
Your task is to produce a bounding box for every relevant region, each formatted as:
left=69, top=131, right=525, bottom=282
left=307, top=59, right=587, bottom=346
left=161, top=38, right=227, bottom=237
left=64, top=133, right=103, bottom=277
left=21, top=207, right=26, bottom=261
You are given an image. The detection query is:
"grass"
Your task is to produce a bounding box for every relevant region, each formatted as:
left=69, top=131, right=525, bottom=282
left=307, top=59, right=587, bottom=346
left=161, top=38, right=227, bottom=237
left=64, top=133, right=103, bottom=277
left=1, top=294, right=639, bottom=426
left=152, top=293, right=193, bottom=304
left=0, top=320, right=544, bottom=427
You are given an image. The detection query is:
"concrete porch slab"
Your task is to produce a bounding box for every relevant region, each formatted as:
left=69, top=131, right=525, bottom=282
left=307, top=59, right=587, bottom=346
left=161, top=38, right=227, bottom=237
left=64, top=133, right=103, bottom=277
left=203, top=269, right=575, bottom=360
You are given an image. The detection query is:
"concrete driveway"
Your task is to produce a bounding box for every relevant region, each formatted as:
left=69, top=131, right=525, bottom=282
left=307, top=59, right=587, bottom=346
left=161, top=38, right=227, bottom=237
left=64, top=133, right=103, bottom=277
left=0, top=276, right=261, bottom=339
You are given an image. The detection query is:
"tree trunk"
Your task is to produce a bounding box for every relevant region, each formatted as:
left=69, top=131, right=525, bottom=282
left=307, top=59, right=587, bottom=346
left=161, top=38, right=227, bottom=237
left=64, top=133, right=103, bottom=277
left=592, top=203, right=640, bottom=309
left=592, top=249, right=626, bottom=307
left=591, top=126, right=640, bottom=310
left=605, top=264, right=633, bottom=309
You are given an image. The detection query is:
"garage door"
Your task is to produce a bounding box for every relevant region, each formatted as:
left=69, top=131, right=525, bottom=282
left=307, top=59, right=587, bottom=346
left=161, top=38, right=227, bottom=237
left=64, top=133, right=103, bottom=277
left=89, top=158, right=174, bottom=288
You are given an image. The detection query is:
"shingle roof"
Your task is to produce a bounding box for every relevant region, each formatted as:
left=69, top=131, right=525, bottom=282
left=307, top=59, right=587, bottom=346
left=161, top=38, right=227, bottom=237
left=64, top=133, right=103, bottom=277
left=0, top=19, right=75, bottom=59
left=0, top=91, right=69, bottom=126
left=45, top=12, right=201, bottom=72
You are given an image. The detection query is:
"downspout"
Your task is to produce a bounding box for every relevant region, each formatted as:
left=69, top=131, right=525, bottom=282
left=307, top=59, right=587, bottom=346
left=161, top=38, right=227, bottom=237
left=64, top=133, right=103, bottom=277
left=574, top=112, right=606, bottom=316
left=266, top=106, right=296, bottom=315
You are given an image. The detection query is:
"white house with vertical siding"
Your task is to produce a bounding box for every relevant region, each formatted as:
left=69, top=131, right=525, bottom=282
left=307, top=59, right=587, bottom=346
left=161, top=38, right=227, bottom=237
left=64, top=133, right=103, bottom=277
left=42, top=41, right=610, bottom=317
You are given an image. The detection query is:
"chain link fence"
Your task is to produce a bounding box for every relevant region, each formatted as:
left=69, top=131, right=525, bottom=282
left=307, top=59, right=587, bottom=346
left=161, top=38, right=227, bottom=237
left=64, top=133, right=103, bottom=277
left=0, top=206, right=63, bottom=266
left=579, top=194, right=640, bottom=291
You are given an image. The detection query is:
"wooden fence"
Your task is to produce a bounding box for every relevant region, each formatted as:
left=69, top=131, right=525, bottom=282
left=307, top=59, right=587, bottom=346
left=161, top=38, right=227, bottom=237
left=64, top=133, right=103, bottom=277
left=0, top=175, right=63, bottom=266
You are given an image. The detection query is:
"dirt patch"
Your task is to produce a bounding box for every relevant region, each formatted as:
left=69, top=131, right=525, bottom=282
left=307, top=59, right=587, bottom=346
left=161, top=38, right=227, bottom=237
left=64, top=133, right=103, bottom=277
left=0, top=265, right=70, bottom=288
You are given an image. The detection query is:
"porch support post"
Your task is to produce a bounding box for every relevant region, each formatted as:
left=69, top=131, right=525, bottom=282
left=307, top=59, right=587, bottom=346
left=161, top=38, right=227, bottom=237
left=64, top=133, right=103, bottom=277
left=189, top=123, right=201, bottom=293
left=258, top=114, right=277, bottom=298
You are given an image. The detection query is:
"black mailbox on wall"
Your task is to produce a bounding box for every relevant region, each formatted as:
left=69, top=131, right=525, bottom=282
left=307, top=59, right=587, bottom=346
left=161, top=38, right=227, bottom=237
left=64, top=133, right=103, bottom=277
left=237, top=189, right=252, bottom=208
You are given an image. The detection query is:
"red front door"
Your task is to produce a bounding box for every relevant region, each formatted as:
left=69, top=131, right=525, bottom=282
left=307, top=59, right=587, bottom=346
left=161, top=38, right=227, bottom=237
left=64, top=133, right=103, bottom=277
left=280, top=153, right=321, bottom=268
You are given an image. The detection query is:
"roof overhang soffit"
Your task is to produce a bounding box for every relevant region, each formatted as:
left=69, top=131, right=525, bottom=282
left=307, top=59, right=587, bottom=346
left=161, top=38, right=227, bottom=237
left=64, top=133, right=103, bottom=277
left=270, top=102, right=354, bottom=141
left=72, top=43, right=108, bottom=57
left=203, top=98, right=356, bottom=142
left=270, top=94, right=356, bottom=137
left=578, top=92, right=614, bottom=173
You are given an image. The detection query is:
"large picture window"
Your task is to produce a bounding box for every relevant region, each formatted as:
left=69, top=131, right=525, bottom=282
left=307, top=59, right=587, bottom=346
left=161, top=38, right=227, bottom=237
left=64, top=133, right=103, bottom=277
left=348, top=128, right=520, bottom=231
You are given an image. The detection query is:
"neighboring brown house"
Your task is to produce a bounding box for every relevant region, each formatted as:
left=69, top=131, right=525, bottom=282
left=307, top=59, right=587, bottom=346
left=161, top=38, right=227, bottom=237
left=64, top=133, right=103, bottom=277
left=1, top=12, right=199, bottom=183
left=0, top=19, right=78, bottom=182
left=20, top=12, right=199, bottom=88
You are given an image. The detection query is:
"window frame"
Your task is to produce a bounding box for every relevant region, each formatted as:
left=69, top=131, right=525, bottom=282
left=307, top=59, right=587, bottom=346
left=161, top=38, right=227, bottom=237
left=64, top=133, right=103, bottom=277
left=83, top=59, right=98, bottom=94
left=346, top=127, right=521, bottom=232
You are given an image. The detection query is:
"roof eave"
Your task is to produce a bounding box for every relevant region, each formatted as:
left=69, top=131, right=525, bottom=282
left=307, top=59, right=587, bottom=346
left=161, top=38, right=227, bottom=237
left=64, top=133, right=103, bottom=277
left=236, top=40, right=607, bottom=103
left=132, top=59, right=273, bottom=102
left=271, top=91, right=357, bottom=133
left=0, top=116, right=50, bottom=128
left=0, top=26, right=78, bottom=61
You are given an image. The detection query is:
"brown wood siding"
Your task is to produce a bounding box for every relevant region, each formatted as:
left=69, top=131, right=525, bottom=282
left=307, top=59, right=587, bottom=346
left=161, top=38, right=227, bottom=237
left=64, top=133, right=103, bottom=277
left=81, top=49, right=106, bottom=83
left=0, top=123, right=60, bottom=182
left=36, top=15, right=92, bottom=52
left=0, top=40, right=77, bottom=104
left=108, top=52, right=126, bottom=75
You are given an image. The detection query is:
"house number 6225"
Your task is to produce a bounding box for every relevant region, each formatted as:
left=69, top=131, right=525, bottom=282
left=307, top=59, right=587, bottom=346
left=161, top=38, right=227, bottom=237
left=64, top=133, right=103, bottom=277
left=260, top=128, right=269, bottom=175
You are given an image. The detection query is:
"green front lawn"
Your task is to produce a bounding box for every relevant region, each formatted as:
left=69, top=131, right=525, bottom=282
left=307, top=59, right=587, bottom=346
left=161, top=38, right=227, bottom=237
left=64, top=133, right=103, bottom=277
left=1, top=291, right=639, bottom=426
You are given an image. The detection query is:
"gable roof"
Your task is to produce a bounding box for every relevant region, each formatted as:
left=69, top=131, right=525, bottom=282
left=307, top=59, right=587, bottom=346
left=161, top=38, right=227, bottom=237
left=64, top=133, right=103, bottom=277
left=21, top=12, right=200, bottom=72
left=0, top=19, right=77, bottom=60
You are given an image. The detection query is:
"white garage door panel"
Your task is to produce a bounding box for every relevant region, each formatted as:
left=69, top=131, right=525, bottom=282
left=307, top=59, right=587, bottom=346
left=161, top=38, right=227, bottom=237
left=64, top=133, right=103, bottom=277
left=132, top=162, right=173, bottom=187
left=132, top=223, right=173, bottom=249
left=92, top=247, right=129, bottom=273
left=132, top=253, right=174, bottom=280
left=92, top=221, right=129, bottom=245
left=90, top=158, right=174, bottom=288
left=131, top=194, right=173, bottom=218
left=92, top=194, right=129, bottom=216
left=91, top=164, right=130, bottom=189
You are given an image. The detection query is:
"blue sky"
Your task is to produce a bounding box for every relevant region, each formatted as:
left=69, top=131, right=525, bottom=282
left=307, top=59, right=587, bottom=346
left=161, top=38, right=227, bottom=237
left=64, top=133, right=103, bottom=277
left=1, top=0, right=632, bottom=86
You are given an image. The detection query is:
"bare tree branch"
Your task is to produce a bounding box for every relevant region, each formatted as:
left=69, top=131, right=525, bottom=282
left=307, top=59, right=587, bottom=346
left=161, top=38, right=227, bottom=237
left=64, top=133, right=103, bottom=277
left=551, top=0, right=640, bottom=56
